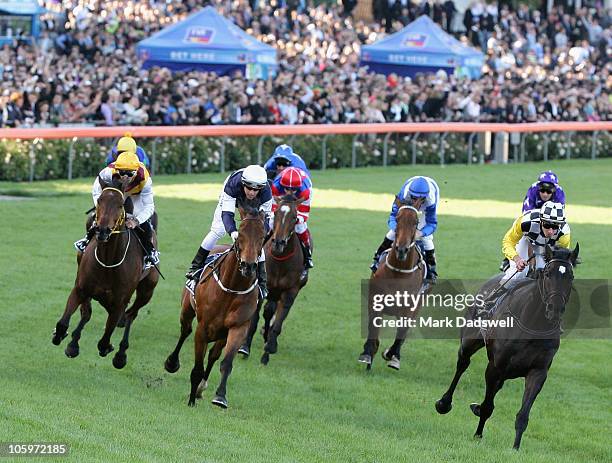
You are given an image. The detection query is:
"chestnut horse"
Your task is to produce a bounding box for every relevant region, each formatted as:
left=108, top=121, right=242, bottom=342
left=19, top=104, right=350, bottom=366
left=52, top=180, right=159, bottom=369
left=164, top=204, right=266, bottom=408
left=239, top=195, right=308, bottom=365
left=358, top=200, right=426, bottom=371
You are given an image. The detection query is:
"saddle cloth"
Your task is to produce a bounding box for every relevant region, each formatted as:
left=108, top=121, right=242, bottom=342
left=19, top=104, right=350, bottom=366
left=185, top=251, right=229, bottom=296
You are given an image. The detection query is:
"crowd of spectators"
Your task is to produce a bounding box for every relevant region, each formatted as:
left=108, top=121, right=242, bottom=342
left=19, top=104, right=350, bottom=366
left=0, top=0, right=610, bottom=128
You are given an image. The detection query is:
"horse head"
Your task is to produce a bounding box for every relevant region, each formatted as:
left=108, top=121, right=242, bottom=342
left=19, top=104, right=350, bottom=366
left=271, top=194, right=306, bottom=254
left=235, top=201, right=266, bottom=278
left=540, top=243, right=579, bottom=321
left=95, top=179, right=126, bottom=243
left=393, top=197, right=419, bottom=262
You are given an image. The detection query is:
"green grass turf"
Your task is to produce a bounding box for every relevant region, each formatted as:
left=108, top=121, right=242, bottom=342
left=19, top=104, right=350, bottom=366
left=0, top=160, right=610, bottom=462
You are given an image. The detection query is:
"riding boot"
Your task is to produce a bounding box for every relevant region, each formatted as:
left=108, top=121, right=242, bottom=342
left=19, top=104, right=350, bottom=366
left=139, top=220, right=159, bottom=267
left=257, top=261, right=268, bottom=299
left=370, top=237, right=393, bottom=273
left=186, top=247, right=210, bottom=280
left=74, top=227, right=96, bottom=252
left=423, top=249, right=438, bottom=284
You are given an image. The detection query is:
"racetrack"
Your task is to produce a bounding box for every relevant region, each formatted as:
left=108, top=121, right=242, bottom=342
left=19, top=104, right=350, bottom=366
left=1, top=159, right=610, bottom=462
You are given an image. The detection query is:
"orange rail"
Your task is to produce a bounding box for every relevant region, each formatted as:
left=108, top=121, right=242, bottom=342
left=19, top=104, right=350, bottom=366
left=0, top=121, right=610, bottom=140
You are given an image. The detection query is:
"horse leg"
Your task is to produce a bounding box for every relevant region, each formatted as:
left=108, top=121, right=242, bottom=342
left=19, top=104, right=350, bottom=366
left=262, top=290, right=298, bottom=364
left=188, top=321, right=208, bottom=407
left=382, top=326, right=409, bottom=371
left=65, top=298, right=92, bottom=358
left=212, top=324, right=249, bottom=409
left=97, top=304, right=122, bottom=357
left=513, top=368, right=548, bottom=450
left=53, top=286, right=85, bottom=345
left=472, top=361, right=505, bottom=439
left=436, top=334, right=485, bottom=414
left=196, top=340, right=226, bottom=399
left=239, top=298, right=262, bottom=358
left=112, top=281, right=156, bottom=369
left=262, top=298, right=278, bottom=342
left=358, top=306, right=381, bottom=370
left=165, top=295, right=196, bottom=373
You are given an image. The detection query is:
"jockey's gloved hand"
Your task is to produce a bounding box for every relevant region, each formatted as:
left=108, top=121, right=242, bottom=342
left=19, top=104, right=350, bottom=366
left=231, top=231, right=239, bottom=242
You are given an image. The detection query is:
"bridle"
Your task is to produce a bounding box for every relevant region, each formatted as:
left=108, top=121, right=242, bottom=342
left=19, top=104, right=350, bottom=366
left=385, top=205, right=424, bottom=274
left=93, top=187, right=131, bottom=268
left=270, top=201, right=298, bottom=260
left=94, top=187, right=126, bottom=236
left=507, top=257, right=573, bottom=336
left=537, top=258, right=573, bottom=321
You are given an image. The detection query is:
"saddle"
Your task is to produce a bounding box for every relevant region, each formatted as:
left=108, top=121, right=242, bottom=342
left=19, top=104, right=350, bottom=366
left=185, top=251, right=229, bottom=296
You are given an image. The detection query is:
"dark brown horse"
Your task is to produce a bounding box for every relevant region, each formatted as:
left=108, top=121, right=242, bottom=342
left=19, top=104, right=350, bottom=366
left=358, top=201, right=426, bottom=371
left=164, top=205, right=266, bottom=408
left=239, top=195, right=308, bottom=365
left=435, top=244, right=579, bottom=449
left=52, top=180, right=159, bottom=369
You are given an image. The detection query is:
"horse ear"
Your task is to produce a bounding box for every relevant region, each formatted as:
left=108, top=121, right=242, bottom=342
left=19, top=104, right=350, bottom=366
left=571, top=242, right=580, bottom=266
left=545, top=244, right=554, bottom=261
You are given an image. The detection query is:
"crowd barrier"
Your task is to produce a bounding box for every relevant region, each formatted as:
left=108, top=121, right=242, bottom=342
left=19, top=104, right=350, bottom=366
left=1, top=122, right=610, bottom=181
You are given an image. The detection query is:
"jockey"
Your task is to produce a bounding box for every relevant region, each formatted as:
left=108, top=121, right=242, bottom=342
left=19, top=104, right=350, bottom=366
left=270, top=166, right=314, bottom=271
left=185, top=165, right=273, bottom=295
left=74, top=151, right=159, bottom=267
left=522, top=170, right=566, bottom=213
left=501, top=201, right=570, bottom=285
left=263, top=144, right=311, bottom=180
left=370, top=176, right=440, bottom=283
left=500, top=170, right=567, bottom=271
left=105, top=133, right=151, bottom=169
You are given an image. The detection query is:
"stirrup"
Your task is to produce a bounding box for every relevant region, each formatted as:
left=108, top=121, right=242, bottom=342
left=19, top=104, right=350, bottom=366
left=306, top=258, right=314, bottom=269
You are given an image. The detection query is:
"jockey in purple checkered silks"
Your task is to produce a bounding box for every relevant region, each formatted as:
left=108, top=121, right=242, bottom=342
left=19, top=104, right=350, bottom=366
left=500, top=170, right=567, bottom=271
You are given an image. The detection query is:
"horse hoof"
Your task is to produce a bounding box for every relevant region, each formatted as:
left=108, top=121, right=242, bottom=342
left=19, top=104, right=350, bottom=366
left=52, top=327, right=67, bottom=346
left=435, top=399, right=452, bottom=414
left=164, top=356, right=180, bottom=373
left=266, top=340, right=278, bottom=354
left=473, top=433, right=483, bottom=440
left=98, top=344, right=114, bottom=357
left=64, top=344, right=80, bottom=358
left=112, top=353, right=127, bottom=369
left=212, top=395, right=228, bottom=409
left=358, top=354, right=372, bottom=367
left=187, top=398, right=196, bottom=407
left=196, top=380, right=208, bottom=399
left=470, top=403, right=481, bottom=417
left=261, top=352, right=270, bottom=365
left=384, top=351, right=400, bottom=370
left=238, top=345, right=250, bottom=358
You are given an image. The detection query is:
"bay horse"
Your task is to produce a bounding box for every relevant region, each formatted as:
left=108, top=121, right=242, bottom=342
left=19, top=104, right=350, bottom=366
left=52, top=179, right=159, bottom=369
left=435, top=244, right=579, bottom=449
left=239, top=194, right=308, bottom=365
left=358, top=200, right=426, bottom=371
left=164, top=204, right=266, bottom=408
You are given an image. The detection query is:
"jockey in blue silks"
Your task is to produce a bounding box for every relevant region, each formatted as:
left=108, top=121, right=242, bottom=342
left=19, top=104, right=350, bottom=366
left=370, top=176, right=440, bottom=283
left=105, top=134, right=151, bottom=169
left=263, top=144, right=311, bottom=180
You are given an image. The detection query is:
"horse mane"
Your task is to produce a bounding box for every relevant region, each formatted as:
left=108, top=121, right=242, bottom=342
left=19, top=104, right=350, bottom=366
left=237, top=198, right=260, bottom=218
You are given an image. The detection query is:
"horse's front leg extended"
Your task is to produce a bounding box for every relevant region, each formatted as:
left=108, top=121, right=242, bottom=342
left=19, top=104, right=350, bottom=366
left=53, top=286, right=85, bottom=346
left=64, top=298, right=92, bottom=357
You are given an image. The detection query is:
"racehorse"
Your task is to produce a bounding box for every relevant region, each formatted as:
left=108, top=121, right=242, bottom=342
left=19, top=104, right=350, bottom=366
left=435, top=244, right=579, bottom=449
left=358, top=199, right=426, bottom=371
left=52, top=179, right=159, bottom=369
left=164, top=203, right=266, bottom=408
left=239, top=194, right=308, bottom=365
